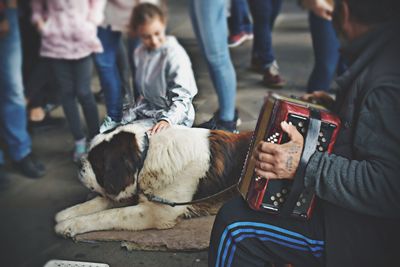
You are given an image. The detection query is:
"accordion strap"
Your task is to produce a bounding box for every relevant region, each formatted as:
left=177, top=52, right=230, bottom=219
left=279, top=108, right=321, bottom=218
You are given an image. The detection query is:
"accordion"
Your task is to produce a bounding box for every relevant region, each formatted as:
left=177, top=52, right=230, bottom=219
left=238, top=93, right=340, bottom=219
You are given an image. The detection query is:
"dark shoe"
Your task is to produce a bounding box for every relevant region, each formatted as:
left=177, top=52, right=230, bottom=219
left=28, top=115, right=64, bottom=131
left=263, top=61, right=285, bottom=89
left=195, top=109, right=240, bottom=133
left=0, top=165, right=9, bottom=190
left=15, top=154, right=46, bottom=178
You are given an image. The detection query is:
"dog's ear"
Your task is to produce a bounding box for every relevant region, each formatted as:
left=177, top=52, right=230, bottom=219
left=102, top=132, right=141, bottom=196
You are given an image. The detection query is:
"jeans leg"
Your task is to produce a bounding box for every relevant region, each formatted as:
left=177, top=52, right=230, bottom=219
left=229, top=0, right=252, bottom=35
left=249, top=0, right=282, bottom=67
left=189, top=0, right=236, bottom=122
left=74, top=56, right=99, bottom=140
left=94, top=27, right=122, bottom=122
left=50, top=59, right=85, bottom=141
left=0, top=8, right=31, bottom=161
left=306, top=12, right=341, bottom=92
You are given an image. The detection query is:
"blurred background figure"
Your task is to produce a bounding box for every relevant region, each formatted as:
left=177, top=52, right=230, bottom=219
left=190, top=0, right=239, bottom=133
left=95, top=0, right=136, bottom=133
left=301, top=0, right=347, bottom=93
left=123, top=3, right=197, bottom=135
left=248, top=0, right=285, bottom=89
left=31, top=0, right=105, bottom=162
left=0, top=0, right=46, bottom=184
left=18, top=1, right=62, bottom=132
left=227, top=0, right=253, bottom=48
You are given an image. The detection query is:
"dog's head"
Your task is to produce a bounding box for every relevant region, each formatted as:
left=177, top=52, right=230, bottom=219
left=79, top=125, right=148, bottom=203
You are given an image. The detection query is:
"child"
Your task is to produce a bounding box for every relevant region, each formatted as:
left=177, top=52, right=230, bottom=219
left=31, top=0, right=105, bottom=162
left=121, top=3, right=197, bottom=135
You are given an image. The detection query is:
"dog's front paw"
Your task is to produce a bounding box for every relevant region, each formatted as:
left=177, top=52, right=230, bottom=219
left=55, top=219, right=78, bottom=238
left=55, top=208, right=74, bottom=223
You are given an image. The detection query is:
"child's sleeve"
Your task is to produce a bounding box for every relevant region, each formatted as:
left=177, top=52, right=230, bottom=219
left=31, top=0, right=45, bottom=24
left=158, top=48, right=198, bottom=126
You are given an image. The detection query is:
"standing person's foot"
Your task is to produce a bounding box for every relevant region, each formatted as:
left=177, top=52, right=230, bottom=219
left=14, top=153, right=46, bottom=178
left=228, top=32, right=253, bottom=48
left=263, top=61, right=285, bottom=89
left=195, top=109, right=241, bottom=133
left=73, top=138, right=87, bottom=163
left=100, top=116, right=120, bottom=133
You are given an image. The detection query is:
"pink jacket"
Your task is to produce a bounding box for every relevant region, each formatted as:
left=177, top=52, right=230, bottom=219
left=31, top=0, right=106, bottom=60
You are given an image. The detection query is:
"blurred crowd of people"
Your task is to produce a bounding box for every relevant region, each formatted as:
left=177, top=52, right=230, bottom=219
left=0, top=0, right=343, bottom=182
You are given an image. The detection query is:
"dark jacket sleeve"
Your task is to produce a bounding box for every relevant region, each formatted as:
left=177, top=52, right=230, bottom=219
left=304, top=87, right=400, bottom=218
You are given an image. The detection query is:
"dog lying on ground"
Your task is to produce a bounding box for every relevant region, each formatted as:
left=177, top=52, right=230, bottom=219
left=54, top=123, right=252, bottom=238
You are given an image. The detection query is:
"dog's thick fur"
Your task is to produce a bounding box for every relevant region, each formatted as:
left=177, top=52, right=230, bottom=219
left=54, top=123, right=252, bottom=237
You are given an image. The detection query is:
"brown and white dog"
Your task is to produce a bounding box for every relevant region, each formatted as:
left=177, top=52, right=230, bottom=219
left=54, top=123, right=252, bottom=238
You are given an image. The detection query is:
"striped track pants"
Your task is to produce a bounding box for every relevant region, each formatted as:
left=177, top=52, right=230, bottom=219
left=209, top=197, right=325, bottom=267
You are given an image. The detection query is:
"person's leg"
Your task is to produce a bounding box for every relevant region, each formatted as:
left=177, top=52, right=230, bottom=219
left=228, top=0, right=253, bottom=48
left=306, top=12, right=341, bottom=93
left=248, top=0, right=284, bottom=88
left=50, top=59, right=86, bottom=141
left=116, top=37, right=134, bottom=107
left=73, top=56, right=99, bottom=140
left=94, top=27, right=123, bottom=123
left=0, top=8, right=31, bottom=162
left=0, top=7, right=45, bottom=178
left=189, top=0, right=237, bottom=124
left=209, top=197, right=325, bottom=267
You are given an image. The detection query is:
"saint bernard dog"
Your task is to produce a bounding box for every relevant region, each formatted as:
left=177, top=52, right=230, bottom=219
left=54, top=122, right=252, bottom=238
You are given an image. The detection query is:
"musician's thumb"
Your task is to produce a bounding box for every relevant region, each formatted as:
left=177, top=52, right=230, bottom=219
left=281, top=121, right=303, bottom=143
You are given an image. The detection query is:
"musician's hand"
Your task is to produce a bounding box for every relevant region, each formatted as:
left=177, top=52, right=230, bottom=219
left=301, top=91, right=334, bottom=109
left=301, top=0, right=334, bottom=20
left=149, top=120, right=170, bottom=135
left=253, top=121, right=304, bottom=180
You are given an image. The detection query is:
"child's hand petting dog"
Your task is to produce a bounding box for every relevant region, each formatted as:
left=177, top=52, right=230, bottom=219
left=149, top=120, right=170, bottom=135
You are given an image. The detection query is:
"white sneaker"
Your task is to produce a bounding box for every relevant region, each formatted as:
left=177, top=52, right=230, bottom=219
left=99, top=116, right=120, bottom=133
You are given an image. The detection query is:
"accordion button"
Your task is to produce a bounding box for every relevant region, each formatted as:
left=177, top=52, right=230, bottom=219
left=298, top=122, right=304, bottom=127
left=322, top=137, right=327, bottom=143
left=271, top=196, right=276, bottom=201
left=275, top=133, right=280, bottom=136
left=301, top=128, right=306, bottom=133
left=302, top=198, right=307, bottom=203
left=276, top=193, right=282, bottom=197
left=296, top=202, right=301, bottom=207
left=318, top=146, right=323, bottom=152
left=279, top=198, right=285, bottom=203
left=273, top=201, right=279, bottom=206
left=319, top=132, right=323, bottom=137
left=273, top=138, right=278, bottom=142
left=282, top=189, right=288, bottom=194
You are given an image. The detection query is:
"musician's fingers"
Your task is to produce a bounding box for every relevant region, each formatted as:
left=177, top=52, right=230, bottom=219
left=281, top=121, right=303, bottom=144
left=254, top=168, right=278, bottom=179
left=254, top=160, right=274, bottom=172
left=257, top=141, right=279, bottom=155
left=300, top=93, right=314, bottom=102
left=253, top=151, right=275, bottom=164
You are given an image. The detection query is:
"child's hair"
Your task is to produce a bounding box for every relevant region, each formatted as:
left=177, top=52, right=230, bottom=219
left=130, top=3, right=167, bottom=32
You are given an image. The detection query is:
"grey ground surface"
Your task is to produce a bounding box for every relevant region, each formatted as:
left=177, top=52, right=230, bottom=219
left=0, top=1, right=317, bottom=266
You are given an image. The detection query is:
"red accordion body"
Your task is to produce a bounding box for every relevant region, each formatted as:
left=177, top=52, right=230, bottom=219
left=238, top=93, right=341, bottom=219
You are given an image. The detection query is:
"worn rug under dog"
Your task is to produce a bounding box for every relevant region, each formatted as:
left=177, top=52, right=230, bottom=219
left=75, top=216, right=215, bottom=251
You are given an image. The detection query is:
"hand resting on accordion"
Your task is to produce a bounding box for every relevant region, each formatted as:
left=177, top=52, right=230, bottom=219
left=253, top=121, right=304, bottom=180
left=300, top=90, right=334, bottom=110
